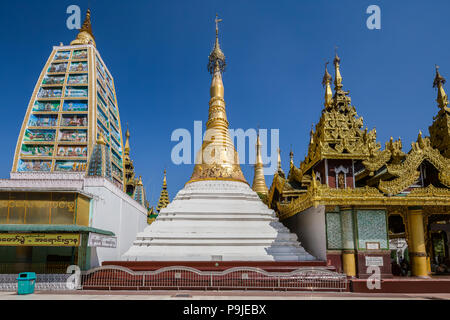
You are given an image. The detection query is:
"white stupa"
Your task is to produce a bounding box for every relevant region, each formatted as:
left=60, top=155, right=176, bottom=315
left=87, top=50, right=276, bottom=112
left=122, top=17, right=316, bottom=262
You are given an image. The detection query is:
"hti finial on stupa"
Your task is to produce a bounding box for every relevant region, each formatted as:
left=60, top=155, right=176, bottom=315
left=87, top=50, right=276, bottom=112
left=208, top=14, right=226, bottom=74
left=71, top=9, right=96, bottom=47
left=433, top=65, right=449, bottom=109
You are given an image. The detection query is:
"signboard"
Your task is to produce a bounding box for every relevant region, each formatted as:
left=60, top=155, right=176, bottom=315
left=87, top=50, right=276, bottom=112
left=88, top=233, right=117, bottom=248
left=365, top=256, right=384, bottom=267
left=0, top=233, right=80, bottom=246
left=366, top=242, right=380, bottom=250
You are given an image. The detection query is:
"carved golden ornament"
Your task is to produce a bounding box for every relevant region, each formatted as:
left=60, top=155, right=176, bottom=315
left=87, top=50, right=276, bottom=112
left=276, top=182, right=450, bottom=221
left=377, top=133, right=450, bottom=195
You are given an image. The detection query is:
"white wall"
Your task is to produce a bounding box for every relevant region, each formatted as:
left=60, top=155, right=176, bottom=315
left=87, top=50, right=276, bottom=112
left=282, top=205, right=327, bottom=261
left=84, top=178, right=147, bottom=267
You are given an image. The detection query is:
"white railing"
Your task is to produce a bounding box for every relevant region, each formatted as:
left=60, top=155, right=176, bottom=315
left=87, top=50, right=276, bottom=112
left=80, top=265, right=347, bottom=291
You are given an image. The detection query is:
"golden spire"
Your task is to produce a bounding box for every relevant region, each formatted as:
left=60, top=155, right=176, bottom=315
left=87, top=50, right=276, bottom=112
left=252, top=132, right=268, bottom=195
left=156, top=169, right=170, bottom=213
left=289, top=149, right=294, bottom=168
left=163, top=169, right=167, bottom=187
left=187, top=15, right=247, bottom=184
left=322, top=61, right=333, bottom=108
left=277, top=148, right=282, bottom=169
left=433, top=65, right=449, bottom=110
left=208, top=14, right=226, bottom=74
left=124, top=126, right=130, bottom=155
left=333, top=50, right=342, bottom=91
left=70, top=9, right=96, bottom=47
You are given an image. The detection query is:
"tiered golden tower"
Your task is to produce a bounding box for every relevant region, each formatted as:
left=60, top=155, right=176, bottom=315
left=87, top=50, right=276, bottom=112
left=187, top=15, right=247, bottom=184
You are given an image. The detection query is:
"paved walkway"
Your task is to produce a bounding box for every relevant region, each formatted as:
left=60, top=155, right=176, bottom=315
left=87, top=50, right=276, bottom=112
left=1, top=290, right=450, bottom=300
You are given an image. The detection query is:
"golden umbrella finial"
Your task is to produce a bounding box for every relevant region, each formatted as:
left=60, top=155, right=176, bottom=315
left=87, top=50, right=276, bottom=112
left=208, top=14, right=226, bottom=74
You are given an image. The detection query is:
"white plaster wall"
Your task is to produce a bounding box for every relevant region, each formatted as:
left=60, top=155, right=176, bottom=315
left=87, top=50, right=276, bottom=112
left=84, top=178, right=147, bottom=267
left=282, top=205, right=327, bottom=261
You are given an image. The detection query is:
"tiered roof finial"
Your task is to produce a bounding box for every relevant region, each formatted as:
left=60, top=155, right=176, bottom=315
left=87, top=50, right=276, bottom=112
left=124, top=125, right=130, bottom=155
left=277, top=148, right=285, bottom=177
left=289, top=149, right=294, bottom=168
left=252, top=132, right=268, bottom=195
left=322, top=61, right=333, bottom=108
left=70, top=9, right=96, bottom=47
left=333, top=48, right=343, bottom=91
left=156, top=169, right=170, bottom=213
left=331, top=48, right=352, bottom=108
left=433, top=65, right=449, bottom=110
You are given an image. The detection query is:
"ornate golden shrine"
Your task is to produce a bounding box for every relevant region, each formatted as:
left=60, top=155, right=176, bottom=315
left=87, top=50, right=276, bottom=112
left=268, top=58, right=450, bottom=278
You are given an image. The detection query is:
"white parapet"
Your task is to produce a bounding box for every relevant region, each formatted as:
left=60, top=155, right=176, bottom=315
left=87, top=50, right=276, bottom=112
left=122, top=180, right=316, bottom=261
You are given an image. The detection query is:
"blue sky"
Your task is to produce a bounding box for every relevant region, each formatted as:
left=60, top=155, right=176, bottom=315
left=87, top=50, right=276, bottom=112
left=0, top=0, right=448, bottom=205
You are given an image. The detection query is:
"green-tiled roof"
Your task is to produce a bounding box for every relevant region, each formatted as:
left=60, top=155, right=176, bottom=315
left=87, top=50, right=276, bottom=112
left=0, top=224, right=114, bottom=236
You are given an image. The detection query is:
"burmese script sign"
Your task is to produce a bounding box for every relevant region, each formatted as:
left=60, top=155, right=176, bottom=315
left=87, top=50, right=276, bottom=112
left=0, top=199, right=75, bottom=212
left=88, top=233, right=117, bottom=248
left=365, top=256, right=384, bottom=267
left=0, top=233, right=80, bottom=246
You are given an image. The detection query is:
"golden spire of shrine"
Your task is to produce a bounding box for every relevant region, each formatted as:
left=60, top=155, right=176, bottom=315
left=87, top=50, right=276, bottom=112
left=187, top=14, right=247, bottom=184
left=333, top=51, right=343, bottom=91
left=276, top=148, right=285, bottom=177
left=156, top=169, right=170, bottom=213
left=322, top=62, right=333, bottom=108
left=289, top=149, right=294, bottom=168
left=71, top=9, right=96, bottom=47
left=124, top=126, right=130, bottom=155
left=433, top=65, right=449, bottom=109
left=252, top=132, right=268, bottom=195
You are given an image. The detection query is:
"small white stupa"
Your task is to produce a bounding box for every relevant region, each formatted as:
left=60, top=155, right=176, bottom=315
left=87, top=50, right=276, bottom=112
left=122, top=16, right=316, bottom=262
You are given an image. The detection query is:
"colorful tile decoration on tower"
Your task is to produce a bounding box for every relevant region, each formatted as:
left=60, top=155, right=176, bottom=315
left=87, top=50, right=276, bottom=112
left=14, top=46, right=125, bottom=186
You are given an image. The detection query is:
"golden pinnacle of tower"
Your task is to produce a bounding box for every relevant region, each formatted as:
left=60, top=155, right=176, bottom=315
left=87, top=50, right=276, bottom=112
left=70, top=9, right=96, bottom=47
left=289, top=149, right=294, bottom=168
left=433, top=65, right=449, bottom=109
left=333, top=50, right=343, bottom=91
left=277, top=148, right=282, bottom=169
left=156, top=169, right=170, bottom=213
left=124, top=126, right=131, bottom=155
left=322, top=61, right=333, bottom=108
left=137, top=176, right=143, bottom=186
left=252, top=133, right=268, bottom=195
left=208, top=14, right=226, bottom=74
left=187, top=15, right=247, bottom=184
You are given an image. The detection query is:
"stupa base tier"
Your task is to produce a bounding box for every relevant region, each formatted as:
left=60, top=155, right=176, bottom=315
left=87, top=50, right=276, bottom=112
left=103, top=260, right=330, bottom=272
left=122, top=180, right=317, bottom=262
